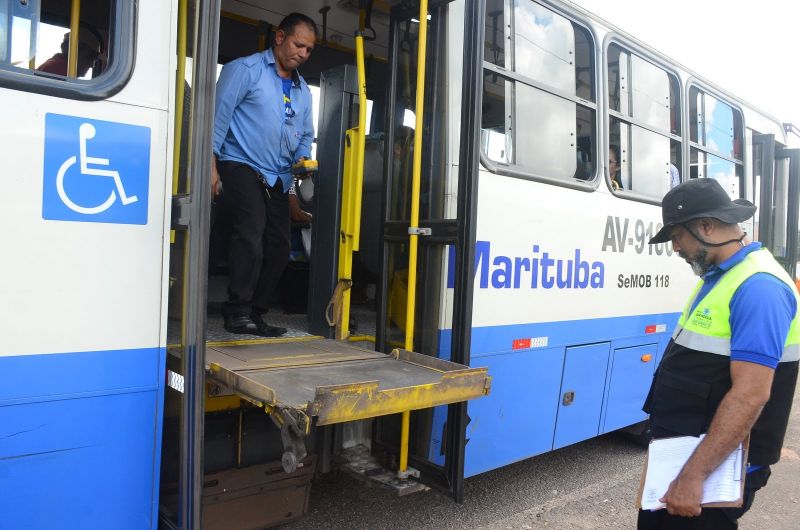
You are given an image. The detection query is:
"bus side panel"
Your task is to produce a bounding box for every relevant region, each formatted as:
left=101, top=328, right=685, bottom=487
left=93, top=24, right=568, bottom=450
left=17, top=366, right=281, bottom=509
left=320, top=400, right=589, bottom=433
left=0, top=347, right=166, bottom=529
left=430, top=317, right=677, bottom=475
left=600, top=342, right=658, bottom=433
left=0, top=1, right=173, bottom=527
left=458, top=315, right=675, bottom=477
left=464, top=347, right=565, bottom=476
left=0, top=102, right=169, bottom=528
left=428, top=329, right=565, bottom=472
left=468, top=173, right=694, bottom=329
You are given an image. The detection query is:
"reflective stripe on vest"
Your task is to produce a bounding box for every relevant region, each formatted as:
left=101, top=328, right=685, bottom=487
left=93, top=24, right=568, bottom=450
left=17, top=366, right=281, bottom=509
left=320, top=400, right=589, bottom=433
left=674, top=248, right=800, bottom=362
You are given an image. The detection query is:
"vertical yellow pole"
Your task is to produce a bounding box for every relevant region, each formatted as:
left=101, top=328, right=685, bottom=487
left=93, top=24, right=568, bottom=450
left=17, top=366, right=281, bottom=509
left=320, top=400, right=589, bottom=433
left=399, top=409, right=411, bottom=474
left=404, top=3, right=429, bottom=354
left=353, top=35, right=367, bottom=251
left=335, top=34, right=368, bottom=340
left=399, top=0, right=429, bottom=477
left=173, top=0, right=188, bottom=196
left=172, top=0, right=188, bottom=195
left=67, top=0, right=81, bottom=78
left=174, top=0, right=189, bottom=337
left=336, top=131, right=354, bottom=339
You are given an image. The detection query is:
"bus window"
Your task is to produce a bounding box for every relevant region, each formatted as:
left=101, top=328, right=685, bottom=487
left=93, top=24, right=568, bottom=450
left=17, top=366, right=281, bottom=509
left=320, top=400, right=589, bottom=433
left=0, top=2, right=5, bottom=62
left=607, top=44, right=681, bottom=199
left=484, top=1, right=506, bottom=69
left=0, top=0, right=39, bottom=66
left=691, top=148, right=741, bottom=198
left=481, top=0, right=596, bottom=183
left=688, top=86, right=744, bottom=200
left=0, top=0, right=124, bottom=89
left=514, top=1, right=574, bottom=93
left=690, top=88, right=740, bottom=158
left=607, top=46, right=628, bottom=115
left=631, top=56, right=670, bottom=131
left=481, top=72, right=511, bottom=164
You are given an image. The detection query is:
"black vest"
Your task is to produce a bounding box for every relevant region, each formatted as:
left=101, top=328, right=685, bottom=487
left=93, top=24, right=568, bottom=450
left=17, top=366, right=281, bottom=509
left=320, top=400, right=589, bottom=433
left=643, top=339, right=799, bottom=465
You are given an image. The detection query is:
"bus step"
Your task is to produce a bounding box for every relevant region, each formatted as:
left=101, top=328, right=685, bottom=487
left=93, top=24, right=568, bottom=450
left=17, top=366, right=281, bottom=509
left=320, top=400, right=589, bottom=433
left=337, top=444, right=429, bottom=496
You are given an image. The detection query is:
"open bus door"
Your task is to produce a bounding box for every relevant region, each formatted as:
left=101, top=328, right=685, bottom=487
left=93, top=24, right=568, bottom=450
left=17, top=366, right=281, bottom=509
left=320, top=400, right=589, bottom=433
left=370, top=0, right=486, bottom=502
left=160, top=0, right=221, bottom=528
left=751, top=134, right=800, bottom=277
left=161, top=1, right=490, bottom=527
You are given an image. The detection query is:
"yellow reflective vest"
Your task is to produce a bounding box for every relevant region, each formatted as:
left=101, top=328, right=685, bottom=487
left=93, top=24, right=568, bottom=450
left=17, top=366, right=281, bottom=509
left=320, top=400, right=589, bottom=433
left=644, top=247, right=800, bottom=465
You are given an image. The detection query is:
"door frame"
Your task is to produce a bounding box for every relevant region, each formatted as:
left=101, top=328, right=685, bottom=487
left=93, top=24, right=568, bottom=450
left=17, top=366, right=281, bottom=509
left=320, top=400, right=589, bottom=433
left=165, top=1, right=222, bottom=528
left=752, top=133, right=800, bottom=277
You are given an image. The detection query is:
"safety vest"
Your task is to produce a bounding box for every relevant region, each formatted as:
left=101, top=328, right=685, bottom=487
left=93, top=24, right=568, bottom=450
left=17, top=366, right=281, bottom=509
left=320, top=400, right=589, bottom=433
left=674, top=248, right=800, bottom=362
left=644, top=248, right=800, bottom=465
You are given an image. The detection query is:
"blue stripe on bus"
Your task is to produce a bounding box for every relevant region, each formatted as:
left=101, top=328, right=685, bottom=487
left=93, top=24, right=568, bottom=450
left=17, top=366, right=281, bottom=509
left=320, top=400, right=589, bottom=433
left=0, top=347, right=166, bottom=529
left=438, top=311, right=681, bottom=359
left=430, top=313, right=679, bottom=477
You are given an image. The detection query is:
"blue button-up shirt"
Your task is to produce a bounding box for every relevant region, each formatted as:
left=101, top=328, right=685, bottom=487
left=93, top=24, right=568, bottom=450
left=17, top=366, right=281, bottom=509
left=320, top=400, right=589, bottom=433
left=213, top=49, right=314, bottom=192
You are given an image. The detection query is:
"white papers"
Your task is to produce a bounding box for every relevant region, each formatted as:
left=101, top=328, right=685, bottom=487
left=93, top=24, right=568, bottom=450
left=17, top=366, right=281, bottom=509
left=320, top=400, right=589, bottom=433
left=640, top=434, right=744, bottom=511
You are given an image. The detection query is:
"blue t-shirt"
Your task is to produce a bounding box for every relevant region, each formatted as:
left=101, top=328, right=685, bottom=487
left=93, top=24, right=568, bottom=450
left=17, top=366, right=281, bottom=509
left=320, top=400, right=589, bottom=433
left=282, top=78, right=293, bottom=119
left=691, top=242, right=796, bottom=369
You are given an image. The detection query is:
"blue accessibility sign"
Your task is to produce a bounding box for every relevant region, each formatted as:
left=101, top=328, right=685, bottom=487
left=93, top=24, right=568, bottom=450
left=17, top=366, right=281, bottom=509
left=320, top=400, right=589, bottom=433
left=42, top=113, right=151, bottom=225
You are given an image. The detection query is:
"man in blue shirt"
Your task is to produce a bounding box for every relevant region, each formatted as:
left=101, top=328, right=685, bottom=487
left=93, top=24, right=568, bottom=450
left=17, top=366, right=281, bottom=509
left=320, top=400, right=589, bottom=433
left=211, top=13, right=316, bottom=336
left=639, top=178, right=799, bottom=529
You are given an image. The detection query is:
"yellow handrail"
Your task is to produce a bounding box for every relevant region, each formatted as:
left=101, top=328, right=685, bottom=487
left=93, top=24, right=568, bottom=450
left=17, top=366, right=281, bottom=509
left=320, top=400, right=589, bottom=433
left=172, top=0, right=188, bottom=196
left=171, top=0, right=188, bottom=345
left=353, top=35, right=367, bottom=251
left=67, top=0, right=81, bottom=78
left=334, top=33, right=368, bottom=340
left=399, top=0, right=429, bottom=477
left=403, top=4, right=428, bottom=353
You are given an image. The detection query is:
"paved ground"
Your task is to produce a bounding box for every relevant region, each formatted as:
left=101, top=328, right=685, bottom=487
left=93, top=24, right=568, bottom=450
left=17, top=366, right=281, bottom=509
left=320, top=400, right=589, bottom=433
left=284, top=389, right=800, bottom=529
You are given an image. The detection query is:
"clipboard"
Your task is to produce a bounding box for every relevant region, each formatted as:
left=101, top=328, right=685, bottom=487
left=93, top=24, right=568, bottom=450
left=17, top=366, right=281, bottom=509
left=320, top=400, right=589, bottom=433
left=636, top=434, right=749, bottom=510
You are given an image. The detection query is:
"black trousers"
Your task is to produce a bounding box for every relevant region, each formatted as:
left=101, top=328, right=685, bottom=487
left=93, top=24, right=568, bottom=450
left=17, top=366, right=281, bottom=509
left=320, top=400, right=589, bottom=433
left=637, top=466, right=771, bottom=529
left=218, top=161, right=290, bottom=316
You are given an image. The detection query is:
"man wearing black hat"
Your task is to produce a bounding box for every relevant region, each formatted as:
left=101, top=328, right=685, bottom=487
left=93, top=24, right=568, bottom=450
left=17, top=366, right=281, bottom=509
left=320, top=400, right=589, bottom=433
left=638, top=178, right=799, bottom=529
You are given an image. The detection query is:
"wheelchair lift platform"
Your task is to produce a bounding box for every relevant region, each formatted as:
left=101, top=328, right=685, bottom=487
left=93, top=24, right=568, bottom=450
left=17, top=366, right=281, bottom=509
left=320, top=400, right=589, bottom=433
left=206, top=339, right=491, bottom=427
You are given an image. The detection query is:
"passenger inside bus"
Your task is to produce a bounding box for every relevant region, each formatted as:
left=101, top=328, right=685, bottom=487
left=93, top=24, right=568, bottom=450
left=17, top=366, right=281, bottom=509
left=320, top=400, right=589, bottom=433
left=37, top=30, right=102, bottom=78
left=609, top=144, right=623, bottom=190
left=669, top=162, right=680, bottom=189
left=211, top=12, right=317, bottom=337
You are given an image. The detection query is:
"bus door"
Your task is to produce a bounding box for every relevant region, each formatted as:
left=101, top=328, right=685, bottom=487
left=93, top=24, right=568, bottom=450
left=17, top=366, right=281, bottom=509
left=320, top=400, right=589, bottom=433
left=370, top=0, right=484, bottom=501
left=163, top=2, right=490, bottom=526
left=751, top=134, right=800, bottom=277
left=160, top=0, right=222, bottom=527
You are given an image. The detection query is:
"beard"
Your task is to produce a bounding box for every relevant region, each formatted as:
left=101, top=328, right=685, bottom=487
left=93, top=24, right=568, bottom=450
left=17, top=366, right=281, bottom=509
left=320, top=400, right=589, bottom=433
left=680, top=246, right=711, bottom=276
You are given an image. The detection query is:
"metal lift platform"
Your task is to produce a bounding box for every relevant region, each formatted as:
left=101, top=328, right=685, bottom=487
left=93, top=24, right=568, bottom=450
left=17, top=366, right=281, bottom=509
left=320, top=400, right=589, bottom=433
left=206, top=339, right=491, bottom=428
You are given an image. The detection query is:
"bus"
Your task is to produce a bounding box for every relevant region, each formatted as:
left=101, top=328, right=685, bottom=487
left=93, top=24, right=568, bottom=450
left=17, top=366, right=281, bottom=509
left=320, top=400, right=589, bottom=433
left=1, top=0, right=797, bottom=528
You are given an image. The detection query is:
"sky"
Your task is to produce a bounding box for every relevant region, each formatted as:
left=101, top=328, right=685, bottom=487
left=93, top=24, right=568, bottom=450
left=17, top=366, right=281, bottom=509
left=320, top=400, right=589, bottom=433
left=570, top=0, right=800, bottom=145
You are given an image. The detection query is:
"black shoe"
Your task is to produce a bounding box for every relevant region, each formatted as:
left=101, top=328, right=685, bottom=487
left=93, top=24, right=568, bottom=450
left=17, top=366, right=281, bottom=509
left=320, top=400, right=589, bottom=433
left=251, top=312, right=287, bottom=337
left=223, top=313, right=260, bottom=335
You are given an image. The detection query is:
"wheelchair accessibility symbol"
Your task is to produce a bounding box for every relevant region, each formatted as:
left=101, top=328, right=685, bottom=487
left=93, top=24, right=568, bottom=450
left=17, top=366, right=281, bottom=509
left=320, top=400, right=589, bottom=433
left=43, top=113, right=151, bottom=225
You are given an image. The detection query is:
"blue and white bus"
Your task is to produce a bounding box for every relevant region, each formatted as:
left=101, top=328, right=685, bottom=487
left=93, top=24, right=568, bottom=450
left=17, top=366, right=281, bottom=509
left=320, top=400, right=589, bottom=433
left=1, top=0, right=797, bottom=528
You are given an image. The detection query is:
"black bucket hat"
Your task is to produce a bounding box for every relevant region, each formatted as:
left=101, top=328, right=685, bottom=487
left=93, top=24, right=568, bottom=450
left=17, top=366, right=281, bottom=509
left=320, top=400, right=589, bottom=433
left=649, top=178, right=756, bottom=244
